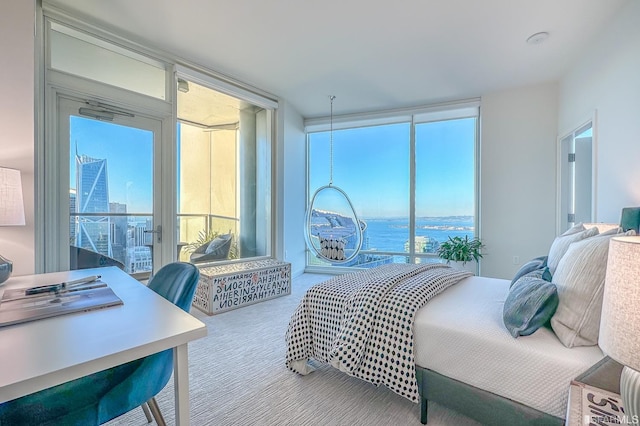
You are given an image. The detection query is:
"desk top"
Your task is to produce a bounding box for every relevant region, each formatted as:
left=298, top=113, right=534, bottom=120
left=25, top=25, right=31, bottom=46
left=0, top=267, right=207, bottom=402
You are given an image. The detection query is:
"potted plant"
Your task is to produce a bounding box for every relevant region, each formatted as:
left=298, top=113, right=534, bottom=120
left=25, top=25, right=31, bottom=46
left=437, top=235, right=483, bottom=270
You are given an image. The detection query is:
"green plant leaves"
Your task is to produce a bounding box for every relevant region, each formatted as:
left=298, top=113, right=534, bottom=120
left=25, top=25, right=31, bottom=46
left=436, top=235, right=483, bottom=265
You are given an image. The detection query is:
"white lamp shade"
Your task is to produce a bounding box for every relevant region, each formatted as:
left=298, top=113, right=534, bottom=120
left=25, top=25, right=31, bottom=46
left=599, top=236, right=640, bottom=371
left=0, top=168, right=26, bottom=226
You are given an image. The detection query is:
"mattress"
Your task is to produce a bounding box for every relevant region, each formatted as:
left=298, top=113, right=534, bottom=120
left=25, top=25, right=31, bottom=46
left=413, top=275, right=604, bottom=418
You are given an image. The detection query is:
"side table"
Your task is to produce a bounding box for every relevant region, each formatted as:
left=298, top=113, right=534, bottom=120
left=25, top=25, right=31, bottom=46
left=566, top=356, right=626, bottom=426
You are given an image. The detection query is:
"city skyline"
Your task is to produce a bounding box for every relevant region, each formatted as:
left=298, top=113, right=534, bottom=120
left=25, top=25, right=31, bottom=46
left=70, top=115, right=153, bottom=213
left=71, top=136, right=154, bottom=273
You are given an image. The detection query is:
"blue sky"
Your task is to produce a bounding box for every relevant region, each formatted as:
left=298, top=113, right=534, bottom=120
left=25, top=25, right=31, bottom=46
left=70, top=116, right=153, bottom=212
left=308, top=118, right=476, bottom=218
left=70, top=115, right=476, bottom=218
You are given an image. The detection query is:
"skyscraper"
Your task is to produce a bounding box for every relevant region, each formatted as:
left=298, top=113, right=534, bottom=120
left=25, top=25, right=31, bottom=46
left=69, top=189, right=76, bottom=243
left=75, top=154, right=111, bottom=257
left=109, top=201, right=127, bottom=263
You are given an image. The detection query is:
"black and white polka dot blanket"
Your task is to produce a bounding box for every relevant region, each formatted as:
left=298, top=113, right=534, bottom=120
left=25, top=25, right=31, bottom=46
left=285, top=263, right=472, bottom=402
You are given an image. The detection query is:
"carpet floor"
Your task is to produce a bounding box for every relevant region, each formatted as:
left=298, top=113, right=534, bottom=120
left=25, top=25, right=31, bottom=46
left=106, top=273, right=480, bottom=426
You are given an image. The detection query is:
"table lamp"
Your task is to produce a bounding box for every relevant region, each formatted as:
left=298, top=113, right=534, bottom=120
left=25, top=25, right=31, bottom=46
left=0, top=167, right=26, bottom=285
left=599, top=236, right=640, bottom=422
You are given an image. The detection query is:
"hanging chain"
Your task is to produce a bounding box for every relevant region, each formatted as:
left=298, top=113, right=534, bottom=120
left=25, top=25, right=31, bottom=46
left=329, top=95, right=335, bottom=186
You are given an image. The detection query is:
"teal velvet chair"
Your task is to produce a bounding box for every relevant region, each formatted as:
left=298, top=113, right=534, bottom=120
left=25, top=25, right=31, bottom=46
left=0, top=262, right=200, bottom=426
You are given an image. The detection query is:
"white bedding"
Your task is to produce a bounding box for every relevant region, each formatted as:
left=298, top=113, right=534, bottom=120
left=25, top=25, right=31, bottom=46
left=413, top=275, right=604, bottom=418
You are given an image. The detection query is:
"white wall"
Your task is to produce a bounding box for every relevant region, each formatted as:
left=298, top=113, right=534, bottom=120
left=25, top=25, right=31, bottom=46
left=480, top=82, right=559, bottom=279
left=280, top=101, right=307, bottom=276
left=0, top=0, right=35, bottom=276
left=559, top=0, right=640, bottom=223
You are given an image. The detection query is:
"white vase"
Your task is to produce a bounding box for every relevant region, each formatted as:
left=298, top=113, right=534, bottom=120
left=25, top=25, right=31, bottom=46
left=447, top=260, right=477, bottom=275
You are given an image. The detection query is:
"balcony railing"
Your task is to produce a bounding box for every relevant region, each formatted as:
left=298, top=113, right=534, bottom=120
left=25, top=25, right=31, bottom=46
left=70, top=212, right=239, bottom=274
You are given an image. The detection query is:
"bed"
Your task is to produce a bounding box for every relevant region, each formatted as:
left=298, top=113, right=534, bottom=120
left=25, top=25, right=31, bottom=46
left=414, top=275, right=602, bottom=425
left=286, top=223, right=631, bottom=425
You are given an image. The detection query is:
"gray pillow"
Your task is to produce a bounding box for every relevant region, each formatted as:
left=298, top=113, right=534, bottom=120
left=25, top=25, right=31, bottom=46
left=550, top=231, right=634, bottom=347
left=503, top=275, right=559, bottom=338
left=524, top=266, right=552, bottom=283
left=205, top=234, right=230, bottom=255
left=510, top=256, right=547, bottom=288
left=546, top=226, right=599, bottom=275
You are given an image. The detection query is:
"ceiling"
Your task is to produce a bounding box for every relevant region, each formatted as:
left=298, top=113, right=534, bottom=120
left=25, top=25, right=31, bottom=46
left=45, top=0, right=629, bottom=119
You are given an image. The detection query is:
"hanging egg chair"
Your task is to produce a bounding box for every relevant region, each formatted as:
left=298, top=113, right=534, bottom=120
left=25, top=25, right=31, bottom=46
left=305, top=96, right=364, bottom=264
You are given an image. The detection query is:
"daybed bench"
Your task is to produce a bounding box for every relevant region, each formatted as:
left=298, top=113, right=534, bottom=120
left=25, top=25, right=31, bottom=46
left=286, top=221, right=636, bottom=424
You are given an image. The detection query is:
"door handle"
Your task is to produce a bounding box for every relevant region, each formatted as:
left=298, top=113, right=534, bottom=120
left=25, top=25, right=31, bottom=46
left=144, top=225, right=162, bottom=243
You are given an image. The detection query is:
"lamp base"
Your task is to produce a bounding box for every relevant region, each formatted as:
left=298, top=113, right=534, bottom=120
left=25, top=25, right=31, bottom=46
left=621, top=366, right=640, bottom=425
left=0, top=254, right=12, bottom=285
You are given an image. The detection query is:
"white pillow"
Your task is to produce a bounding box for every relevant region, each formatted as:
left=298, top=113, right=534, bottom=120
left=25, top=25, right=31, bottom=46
left=550, top=230, right=635, bottom=347
left=584, top=223, right=622, bottom=234
left=590, top=226, right=624, bottom=237
left=563, top=223, right=587, bottom=235
left=547, top=226, right=599, bottom=275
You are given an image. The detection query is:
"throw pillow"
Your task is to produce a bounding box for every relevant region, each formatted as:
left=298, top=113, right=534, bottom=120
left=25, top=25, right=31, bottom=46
left=587, top=224, right=622, bottom=234
left=205, top=234, right=230, bottom=255
left=523, top=266, right=552, bottom=282
left=546, top=226, right=599, bottom=275
left=320, top=237, right=346, bottom=261
left=550, top=230, right=634, bottom=347
left=597, top=226, right=624, bottom=236
left=503, top=275, right=559, bottom=338
left=564, top=223, right=587, bottom=235
left=510, top=255, right=547, bottom=288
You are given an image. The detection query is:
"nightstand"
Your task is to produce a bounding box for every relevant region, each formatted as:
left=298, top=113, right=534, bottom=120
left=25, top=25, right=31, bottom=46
left=566, top=356, right=625, bottom=426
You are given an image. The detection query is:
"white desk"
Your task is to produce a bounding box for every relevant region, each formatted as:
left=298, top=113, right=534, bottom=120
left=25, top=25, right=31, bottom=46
left=0, top=266, right=207, bottom=425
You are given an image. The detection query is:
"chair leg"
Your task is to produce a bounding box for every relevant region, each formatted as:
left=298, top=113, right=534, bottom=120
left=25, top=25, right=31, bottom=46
left=147, top=397, right=167, bottom=426
left=141, top=402, right=153, bottom=423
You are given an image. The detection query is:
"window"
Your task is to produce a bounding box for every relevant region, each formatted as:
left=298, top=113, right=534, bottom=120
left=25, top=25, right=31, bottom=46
left=49, top=22, right=166, bottom=100
left=176, top=79, right=273, bottom=265
left=40, top=18, right=276, bottom=275
left=414, top=117, right=477, bottom=260
left=306, top=103, right=478, bottom=269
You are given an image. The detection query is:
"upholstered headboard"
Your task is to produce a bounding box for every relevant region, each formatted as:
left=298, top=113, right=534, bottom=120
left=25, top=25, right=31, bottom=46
left=620, top=207, right=640, bottom=233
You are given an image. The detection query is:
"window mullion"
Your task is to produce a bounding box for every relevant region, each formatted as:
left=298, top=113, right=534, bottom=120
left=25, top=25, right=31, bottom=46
left=409, top=116, right=417, bottom=263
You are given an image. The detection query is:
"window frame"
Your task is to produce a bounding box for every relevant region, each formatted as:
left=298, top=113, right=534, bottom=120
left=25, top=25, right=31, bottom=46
left=36, top=7, right=280, bottom=274
left=174, top=71, right=276, bottom=265
left=304, top=100, right=480, bottom=272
